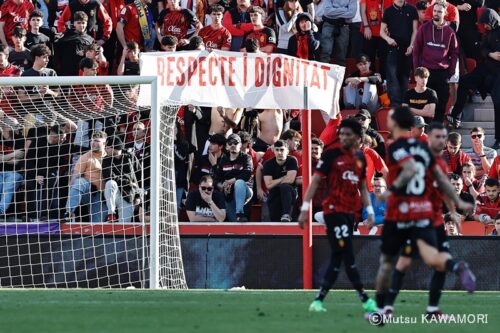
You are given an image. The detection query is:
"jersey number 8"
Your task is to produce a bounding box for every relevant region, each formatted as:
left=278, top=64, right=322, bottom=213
left=406, top=162, right=426, bottom=196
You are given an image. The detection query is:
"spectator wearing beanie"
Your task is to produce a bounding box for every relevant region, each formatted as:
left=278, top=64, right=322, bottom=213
left=287, top=12, right=320, bottom=60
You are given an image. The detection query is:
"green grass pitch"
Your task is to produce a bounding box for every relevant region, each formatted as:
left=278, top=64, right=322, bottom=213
left=0, top=290, right=498, bottom=333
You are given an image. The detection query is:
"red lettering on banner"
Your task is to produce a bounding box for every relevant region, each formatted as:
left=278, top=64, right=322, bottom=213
left=295, top=59, right=300, bottom=86
left=219, top=56, right=226, bottom=85
left=255, top=57, right=265, bottom=87
left=198, top=56, right=207, bottom=87
left=301, top=60, right=309, bottom=86
left=176, top=57, right=186, bottom=85
left=310, top=64, right=320, bottom=89
left=228, top=57, right=236, bottom=87
left=272, top=57, right=282, bottom=87
left=266, top=56, right=271, bottom=87
left=166, top=57, right=176, bottom=86
left=321, top=65, right=330, bottom=89
left=208, top=57, right=217, bottom=86
left=157, top=58, right=165, bottom=85
left=243, top=54, right=248, bottom=87
left=187, top=57, right=197, bottom=86
left=283, top=58, right=294, bottom=86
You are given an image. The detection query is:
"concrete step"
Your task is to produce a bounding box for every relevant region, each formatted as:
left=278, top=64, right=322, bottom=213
left=474, top=109, right=495, bottom=122
left=458, top=121, right=494, bottom=130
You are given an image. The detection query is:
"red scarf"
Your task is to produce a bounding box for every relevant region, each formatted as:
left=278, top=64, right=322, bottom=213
left=296, top=34, right=309, bottom=60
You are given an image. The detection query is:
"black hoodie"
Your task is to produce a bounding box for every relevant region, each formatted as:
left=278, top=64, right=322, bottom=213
left=479, top=8, right=500, bottom=73
left=54, top=29, right=94, bottom=76
left=286, top=12, right=320, bottom=61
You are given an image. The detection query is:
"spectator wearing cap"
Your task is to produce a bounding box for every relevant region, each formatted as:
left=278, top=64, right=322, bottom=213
left=354, top=109, right=386, bottom=159
left=343, top=53, right=381, bottom=113
left=443, top=132, right=472, bottom=175
left=262, top=140, right=298, bottom=222
left=54, top=11, right=95, bottom=76
left=413, top=0, right=459, bottom=123
left=102, top=136, right=141, bottom=223
left=186, top=175, right=226, bottom=222
left=318, top=0, right=356, bottom=66
left=25, top=10, right=51, bottom=50
left=464, top=127, right=496, bottom=180
left=191, top=133, right=226, bottom=185
left=215, top=133, right=253, bottom=222
left=286, top=12, right=320, bottom=60
left=160, top=35, right=178, bottom=52
left=9, top=27, right=32, bottom=71
left=0, top=116, right=25, bottom=219
left=380, top=0, right=419, bottom=106
left=474, top=178, right=500, bottom=225
left=411, top=116, right=428, bottom=142
left=0, top=0, right=34, bottom=47
left=449, top=8, right=500, bottom=140
left=403, top=67, right=437, bottom=125
left=64, top=131, right=108, bottom=223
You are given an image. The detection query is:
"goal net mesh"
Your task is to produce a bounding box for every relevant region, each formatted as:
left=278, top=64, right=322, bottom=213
left=0, top=77, right=186, bottom=288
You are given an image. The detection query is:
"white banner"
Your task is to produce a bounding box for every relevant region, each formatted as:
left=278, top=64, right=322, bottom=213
left=138, top=50, right=345, bottom=115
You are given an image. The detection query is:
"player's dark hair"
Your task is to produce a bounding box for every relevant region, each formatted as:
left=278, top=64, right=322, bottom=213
left=428, top=121, right=446, bottom=132
left=244, top=38, right=260, bottom=53
left=238, top=131, right=252, bottom=144
left=29, top=9, right=44, bottom=20
left=30, top=44, right=51, bottom=57
left=390, top=106, right=415, bottom=130
left=447, top=132, right=461, bottom=145
left=339, top=118, right=364, bottom=138
left=311, top=137, right=324, bottom=148
left=208, top=4, right=225, bottom=13
left=281, top=129, right=301, bottom=141
left=485, top=178, right=500, bottom=188
left=161, top=35, right=178, bottom=46
left=0, top=44, right=9, bottom=54
left=200, top=175, right=214, bottom=184
left=186, top=36, right=204, bottom=50
left=73, top=11, right=88, bottom=22
left=448, top=173, right=462, bottom=181
left=274, top=140, right=287, bottom=148
left=79, top=57, right=97, bottom=70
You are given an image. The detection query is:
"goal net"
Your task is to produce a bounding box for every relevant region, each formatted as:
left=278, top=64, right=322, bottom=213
left=0, top=76, right=186, bottom=289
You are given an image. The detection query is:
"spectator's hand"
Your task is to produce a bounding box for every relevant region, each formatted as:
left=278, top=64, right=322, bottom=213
left=256, top=188, right=266, bottom=201
left=363, top=26, right=372, bottom=40
left=457, top=3, right=471, bottom=11
left=304, top=21, right=312, bottom=31
left=348, top=78, right=362, bottom=87
left=200, top=188, right=212, bottom=203
left=38, top=85, right=49, bottom=95
left=386, top=37, right=397, bottom=47
left=489, top=52, right=500, bottom=61
left=122, top=47, right=129, bottom=59
left=472, top=140, right=484, bottom=156
left=364, top=216, right=374, bottom=228
left=464, top=176, right=473, bottom=188
left=298, top=210, right=308, bottom=229
left=36, top=176, right=44, bottom=185
left=405, top=45, right=413, bottom=56
left=96, top=39, right=106, bottom=46
left=208, top=152, right=218, bottom=166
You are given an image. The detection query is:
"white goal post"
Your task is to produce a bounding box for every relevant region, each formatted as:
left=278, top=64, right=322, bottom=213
left=0, top=75, right=186, bottom=289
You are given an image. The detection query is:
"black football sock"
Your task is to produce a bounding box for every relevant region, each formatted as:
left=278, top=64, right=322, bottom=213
left=445, top=259, right=458, bottom=273
left=429, top=270, right=446, bottom=308
left=385, top=269, right=405, bottom=307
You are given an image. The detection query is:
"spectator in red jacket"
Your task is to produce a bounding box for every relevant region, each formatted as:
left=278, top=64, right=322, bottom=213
left=0, top=0, right=34, bottom=47
left=222, top=0, right=253, bottom=51
left=57, top=0, right=112, bottom=44
left=442, top=132, right=472, bottom=174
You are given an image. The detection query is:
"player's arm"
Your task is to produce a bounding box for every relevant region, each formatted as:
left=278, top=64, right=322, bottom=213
left=431, top=165, right=473, bottom=212
left=297, top=173, right=322, bottom=228
left=360, top=179, right=375, bottom=227
left=388, top=159, right=418, bottom=192
left=0, top=21, right=7, bottom=46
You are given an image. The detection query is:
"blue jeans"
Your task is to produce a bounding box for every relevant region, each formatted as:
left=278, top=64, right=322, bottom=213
left=319, top=21, right=349, bottom=65
left=0, top=172, right=23, bottom=214
left=225, top=179, right=252, bottom=222
left=66, top=177, right=105, bottom=223
left=386, top=46, right=411, bottom=106
left=343, top=82, right=379, bottom=113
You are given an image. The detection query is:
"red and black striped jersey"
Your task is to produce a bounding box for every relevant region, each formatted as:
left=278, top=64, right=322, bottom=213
left=385, top=136, right=436, bottom=222
left=198, top=25, right=232, bottom=51
left=242, top=27, right=276, bottom=50
left=158, top=8, right=199, bottom=41
left=314, top=147, right=366, bottom=215
left=428, top=155, right=449, bottom=227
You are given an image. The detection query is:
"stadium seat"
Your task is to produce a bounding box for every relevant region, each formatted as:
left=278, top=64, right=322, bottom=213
left=340, top=108, right=359, bottom=119
left=374, top=107, right=391, bottom=131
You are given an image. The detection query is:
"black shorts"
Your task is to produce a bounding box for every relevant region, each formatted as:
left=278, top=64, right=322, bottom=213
left=381, top=219, right=438, bottom=257
left=324, top=212, right=355, bottom=253
left=399, top=224, right=450, bottom=258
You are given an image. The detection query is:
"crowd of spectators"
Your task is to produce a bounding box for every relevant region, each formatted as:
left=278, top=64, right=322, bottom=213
left=0, top=0, right=499, bottom=231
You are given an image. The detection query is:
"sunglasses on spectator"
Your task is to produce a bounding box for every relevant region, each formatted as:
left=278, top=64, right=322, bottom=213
left=227, top=141, right=239, bottom=146
left=471, top=134, right=483, bottom=139
left=356, top=116, right=368, bottom=121
left=200, top=186, right=213, bottom=191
